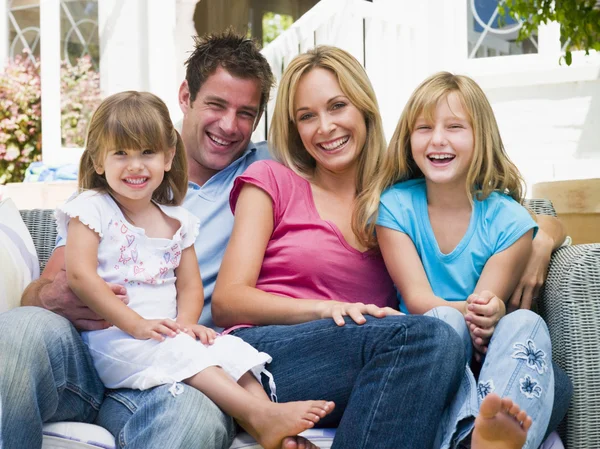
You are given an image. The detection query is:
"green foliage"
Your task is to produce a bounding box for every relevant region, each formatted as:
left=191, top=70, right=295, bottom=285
left=262, top=12, right=294, bottom=45
left=0, top=53, right=101, bottom=184
left=499, top=0, right=600, bottom=65
left=0, top=54, right=42, bottom=184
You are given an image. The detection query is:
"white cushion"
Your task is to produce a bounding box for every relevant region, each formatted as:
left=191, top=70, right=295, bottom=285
left=0, top=198, right=39, bottom=313
left=40, top=422, right=336, bottom=449
left=42, top=423, right=116, bottom=449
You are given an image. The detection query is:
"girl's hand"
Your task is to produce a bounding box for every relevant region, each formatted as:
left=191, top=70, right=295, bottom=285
left=131, top=318, right=181, bottom=341
left=180, top=324, right=217, bottom=345
left=464, top=291, right=505, bottom=330
left=318, top=301, right=402, bottom=326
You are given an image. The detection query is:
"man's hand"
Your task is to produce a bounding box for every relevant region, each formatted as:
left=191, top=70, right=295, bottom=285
left=40, top=269, right=128, bottom=331
left=508, top=229, right=554, bottom=312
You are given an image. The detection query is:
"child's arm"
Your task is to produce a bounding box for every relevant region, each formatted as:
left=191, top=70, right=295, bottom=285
left=376, top=225, right=468, bottom=315
left=465, top=230, right=534, bottom=354
left=66, top=218, right=180, bottom=341
left=173, top=246, right=216, bottom=344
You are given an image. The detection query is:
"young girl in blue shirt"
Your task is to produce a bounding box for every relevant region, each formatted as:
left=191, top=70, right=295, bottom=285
left=357, top=72, right=553, bottom=449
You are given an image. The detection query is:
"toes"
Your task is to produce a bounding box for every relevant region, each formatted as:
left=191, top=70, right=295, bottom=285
left=500, top=396, right=515, bottom=412
left=479, top=393, right=502, bottom=418
left=282, top=437, right=298, bottom=449
left=522, top=416, right=533, bottom=431
left=507, top=403, right=520, bottom=418
left=304, top=412, right=322, bottom=423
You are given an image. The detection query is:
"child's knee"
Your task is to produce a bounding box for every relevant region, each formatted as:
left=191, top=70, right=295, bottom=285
left=427, top=306, right=470, bottom=347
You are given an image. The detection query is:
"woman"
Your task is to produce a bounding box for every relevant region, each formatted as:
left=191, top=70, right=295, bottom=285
left=212, top=46, right=539, bottom=449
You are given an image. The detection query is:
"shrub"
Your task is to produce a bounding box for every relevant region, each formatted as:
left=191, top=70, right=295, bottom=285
left=61, top=55, right=101, bottom=148
left=0, top=53, right=42, bottom=184
left=0, top=53, right=101, bottom=184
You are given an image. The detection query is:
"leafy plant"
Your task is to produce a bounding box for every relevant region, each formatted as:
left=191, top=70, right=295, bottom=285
left=0, top=53, right=101, bottom=184
left=499, top=0, right=600, bottom=65
left=61, top=55, right=101, bottom=148
left=0, top=53, right=42, bottom=184
left=263, top=12, right=294, bottom=45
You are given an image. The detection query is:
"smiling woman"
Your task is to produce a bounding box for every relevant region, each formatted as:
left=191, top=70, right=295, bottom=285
left=211, top=46, right=468, bottom=449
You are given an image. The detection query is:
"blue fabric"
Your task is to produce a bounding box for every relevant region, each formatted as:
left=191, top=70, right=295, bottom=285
left=377, top=178, right=538, bottom=312
left=428, top=307, right=554, bottom=449
left=234, top=315, right=466, bottom=449
left=55, top=141, right=270, bottom=329
left=0, top=307, right=236, bottom=449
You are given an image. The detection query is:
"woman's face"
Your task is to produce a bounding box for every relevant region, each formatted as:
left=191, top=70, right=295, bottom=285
left=293, top=67, right=366, bottom=176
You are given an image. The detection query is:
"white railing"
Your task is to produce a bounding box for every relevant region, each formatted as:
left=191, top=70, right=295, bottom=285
left=253, top=0, right=422, bottom=143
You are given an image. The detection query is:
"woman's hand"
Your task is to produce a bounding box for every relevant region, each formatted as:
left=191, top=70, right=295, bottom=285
left=318, top=301, right=402, bottom=326
left=179, top=323, right=217, bottom=345
left=131, top=318, right=181, bottom=341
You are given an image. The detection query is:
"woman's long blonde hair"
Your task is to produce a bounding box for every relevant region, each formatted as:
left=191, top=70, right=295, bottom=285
left=356, top=71, right=525, bottom=248
left=269, top=45, right=387, bottom=237
left=79, top=91, right=188, bottom=205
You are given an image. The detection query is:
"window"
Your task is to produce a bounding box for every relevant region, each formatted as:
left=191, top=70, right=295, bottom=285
left=467, top=0, right=538, bottom=59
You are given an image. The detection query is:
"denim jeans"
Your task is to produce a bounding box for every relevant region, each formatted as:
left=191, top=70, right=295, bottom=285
left=0, top=307, right=235, bottom=449
left=233, top=314, right=466, bottom=449
left=428, top=307, right=562, bottom=449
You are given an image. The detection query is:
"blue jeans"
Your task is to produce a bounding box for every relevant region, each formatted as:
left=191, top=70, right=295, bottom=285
left=428, top=307, right=565, bottom=449
left=0, top=307, right=235, bottom=449
left=233, top=314, right=466, bottom=449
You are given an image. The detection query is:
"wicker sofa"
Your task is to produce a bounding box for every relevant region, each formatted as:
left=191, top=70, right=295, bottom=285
left=17, top=199, right=600, bottom=449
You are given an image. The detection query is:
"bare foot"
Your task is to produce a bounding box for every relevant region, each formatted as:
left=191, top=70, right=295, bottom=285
left=471, top=394, right=532, bottom=449
left=239, top=400, right=334, bottom=449
left=282, top=435, right=319, bottom=449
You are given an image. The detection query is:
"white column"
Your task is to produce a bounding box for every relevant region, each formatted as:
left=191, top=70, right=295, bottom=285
left=98, top=0, right=145, bottom=96
left=174, top=0, right=199, bottom=90
left=40, top=0, right=62, bottom=165
left=147, top=0, right=179, bottom=122
left=0, top=0, right=8, bottom=70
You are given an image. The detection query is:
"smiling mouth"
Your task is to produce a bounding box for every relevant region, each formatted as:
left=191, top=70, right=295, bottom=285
left=207, top=132, right=235, bottom=147
left=123, top=177, right=148, bottom=185
left=318, top=136, right=349, bottom=151
left=428, top=154, right=455, bottom=164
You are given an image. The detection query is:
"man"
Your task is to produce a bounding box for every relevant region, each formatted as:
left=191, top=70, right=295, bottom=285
left=0, top=30, right=570, bottom=449
left=0, top=31, right=274, bottom=449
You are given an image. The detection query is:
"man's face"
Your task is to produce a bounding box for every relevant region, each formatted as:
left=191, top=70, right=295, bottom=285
left=179, top=67, right=262, bottom=185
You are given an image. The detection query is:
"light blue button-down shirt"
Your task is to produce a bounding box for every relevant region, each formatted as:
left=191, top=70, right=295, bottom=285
left=185, top=141, right=270, bottom=328
left=56, top=141, right=271, bottom=329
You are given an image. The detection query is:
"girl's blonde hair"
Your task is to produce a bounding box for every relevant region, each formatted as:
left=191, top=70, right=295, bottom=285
left=79, top=91, right=188, bottom=205
left=269, top=45, right=387, bottom=236
left=356, top=71, right=525, bottom=248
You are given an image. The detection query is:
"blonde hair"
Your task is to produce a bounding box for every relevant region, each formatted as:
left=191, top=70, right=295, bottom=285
left=79, top=91, right=188, bottom=205
left=268, top=45, right=387, bottom=238
left=356, top=71, right=525, bottom=248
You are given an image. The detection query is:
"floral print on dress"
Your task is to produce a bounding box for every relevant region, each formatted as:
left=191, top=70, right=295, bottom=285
left=519, top=375, right=543, bottom=399
left=477, top=379, right=495, bottom=399
left=512, top=339, right=548, bottom=374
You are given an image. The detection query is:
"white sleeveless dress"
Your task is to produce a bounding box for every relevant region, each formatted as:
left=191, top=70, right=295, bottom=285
left=56, top=190, right=271, bottom=391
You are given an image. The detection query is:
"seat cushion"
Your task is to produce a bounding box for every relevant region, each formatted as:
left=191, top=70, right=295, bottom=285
left=42, top=422, right=116, bottom=449
left=41, top=422, right=336, bottom=449
left=0, top=198, right=40, bottom=313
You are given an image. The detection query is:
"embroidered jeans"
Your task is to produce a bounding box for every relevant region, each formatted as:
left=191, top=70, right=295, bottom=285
left=428, top=307, right=555, bottom=449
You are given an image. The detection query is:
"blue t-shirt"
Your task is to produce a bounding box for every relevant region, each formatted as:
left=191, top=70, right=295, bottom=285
left=56, top=141, right=271, bottom=329
left=376, top=178, right=538, bottom=313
